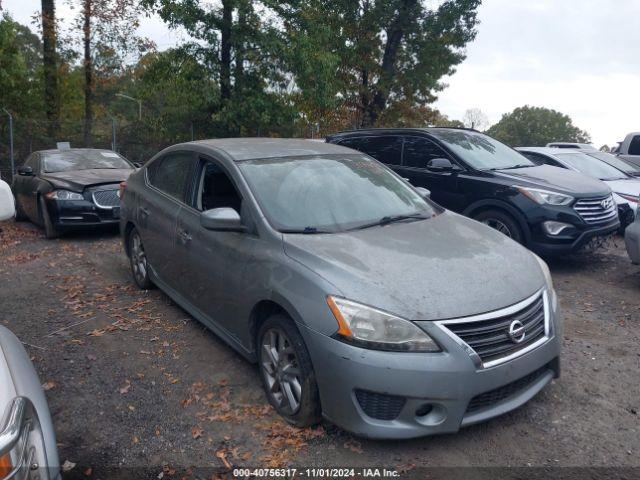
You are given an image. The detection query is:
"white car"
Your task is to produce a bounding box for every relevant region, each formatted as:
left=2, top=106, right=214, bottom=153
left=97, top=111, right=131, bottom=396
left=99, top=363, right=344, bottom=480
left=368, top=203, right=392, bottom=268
left=546, top=142, right=597, bottom=151
left=0, top=179, right=15, bottom=221
left=517, top=147, right=639, bottom=229
left=0, top=326, right=60, bottom=480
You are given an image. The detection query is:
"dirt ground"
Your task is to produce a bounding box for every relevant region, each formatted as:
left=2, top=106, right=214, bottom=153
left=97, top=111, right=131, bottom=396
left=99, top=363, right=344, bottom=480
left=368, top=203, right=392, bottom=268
left=1, top=220, right=639, bottom=479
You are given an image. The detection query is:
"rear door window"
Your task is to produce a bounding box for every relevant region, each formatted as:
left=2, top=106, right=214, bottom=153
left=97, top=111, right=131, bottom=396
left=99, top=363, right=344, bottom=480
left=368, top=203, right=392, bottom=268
left=402, top=137, right=452, bottom=169
left=147, top=152, right=195, bottom=202
left=336, top=137, right=364, bottom=152
left=356, top=136, right=403, bottom=166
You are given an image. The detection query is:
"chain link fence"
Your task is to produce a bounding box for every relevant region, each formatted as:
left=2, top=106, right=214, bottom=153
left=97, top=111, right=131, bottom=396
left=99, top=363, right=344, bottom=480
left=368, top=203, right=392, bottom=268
left=0, top=116, right=332, bottom=182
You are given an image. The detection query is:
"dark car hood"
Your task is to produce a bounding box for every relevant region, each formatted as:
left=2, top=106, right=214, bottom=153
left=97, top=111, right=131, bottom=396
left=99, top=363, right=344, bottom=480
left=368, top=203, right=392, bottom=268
left=41, top=168, right=133, bottom=192
left=494, top=165, right=610, bottom=197
left=283, top=212, right=545, bottom=321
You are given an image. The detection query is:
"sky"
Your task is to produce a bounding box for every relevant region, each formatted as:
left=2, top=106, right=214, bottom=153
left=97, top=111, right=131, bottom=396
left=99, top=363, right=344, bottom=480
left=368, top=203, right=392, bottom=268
left=4, top=0, right=640, bottom=147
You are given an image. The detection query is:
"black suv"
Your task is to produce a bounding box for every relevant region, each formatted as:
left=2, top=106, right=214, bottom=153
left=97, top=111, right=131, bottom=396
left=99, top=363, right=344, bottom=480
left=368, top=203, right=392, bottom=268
left=326, top=128, right=619, bottom=255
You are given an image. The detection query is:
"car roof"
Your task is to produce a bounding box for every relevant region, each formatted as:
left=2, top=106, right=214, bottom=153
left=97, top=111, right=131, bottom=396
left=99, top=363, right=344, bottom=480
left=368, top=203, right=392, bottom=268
left=517, top=147, right=572, bottom=156
left=191, top=138, right=355, bottom=161
left=36, top=148, right=119, bottom=155
left=327, top=127, right=477, bottom=139
left=546, top=142, right=595, bottom=149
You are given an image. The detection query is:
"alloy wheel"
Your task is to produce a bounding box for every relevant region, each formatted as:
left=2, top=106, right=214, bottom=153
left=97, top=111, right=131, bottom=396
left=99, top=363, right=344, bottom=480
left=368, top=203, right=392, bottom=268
left=482, top=218, right=513, bottom=238
left=260, top=328, right=303, bottom=415
left=131, top=232, right=148, bottom=284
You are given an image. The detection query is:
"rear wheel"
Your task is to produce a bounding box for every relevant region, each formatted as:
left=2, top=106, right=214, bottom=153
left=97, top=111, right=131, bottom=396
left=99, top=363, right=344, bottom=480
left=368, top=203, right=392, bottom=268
left=258, top=314, right=321, bottom=427
left=38, top=196, right=60, bottom=239
left=128, top=228, right=153, bottom=289
left=473, top=209, right=523, bottom=244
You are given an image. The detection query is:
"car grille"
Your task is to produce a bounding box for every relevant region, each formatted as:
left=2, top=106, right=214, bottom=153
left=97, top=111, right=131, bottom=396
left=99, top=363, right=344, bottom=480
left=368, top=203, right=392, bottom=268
left=355, top=389, right=406, bottom=421
left=466, top=364, right=551, bottom=414
left=92, top=189, right=120, bottom=208
left=574, top=195, right=618, bottom=224
left=440, top=291, right=548, bottom=368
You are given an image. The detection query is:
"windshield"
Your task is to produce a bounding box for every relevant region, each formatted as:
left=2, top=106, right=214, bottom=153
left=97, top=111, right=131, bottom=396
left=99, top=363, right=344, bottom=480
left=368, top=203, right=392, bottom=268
left=43, top=150, right=133, bottom=173
left=587, top=152, right=640, bottom=174
left=238, top=155, right=437, bottom=232
left=429, top=130, right=535, bottom=170
left=556, top=152, right=629, bottom=180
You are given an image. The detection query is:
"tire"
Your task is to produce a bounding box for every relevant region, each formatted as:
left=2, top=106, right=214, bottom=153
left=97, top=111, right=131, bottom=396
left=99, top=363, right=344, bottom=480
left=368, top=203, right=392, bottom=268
left=257, top=314, right=321, bottom=427
left=14, top=195, right=26, bottom=221
left=473, top=209, right=523, bottom=244
left=38, top=196, right=60, bottom=239
left=128, top=227, right=153, bottom=289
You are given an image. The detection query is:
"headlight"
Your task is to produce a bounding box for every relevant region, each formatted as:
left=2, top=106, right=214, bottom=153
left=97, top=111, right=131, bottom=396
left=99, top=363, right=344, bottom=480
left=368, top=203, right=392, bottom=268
left=517, top=186, right=574, bottom=206
left=615, top=192, right=639, bottom=203
left=534, top=254, right=553, bottom=291
left=45, top=190, right=84, bottom=200
left=326, top=296, right=440, bottom=352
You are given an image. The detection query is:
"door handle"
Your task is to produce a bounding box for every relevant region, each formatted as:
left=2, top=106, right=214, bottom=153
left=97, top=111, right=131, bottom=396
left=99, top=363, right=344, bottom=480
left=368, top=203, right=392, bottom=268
left=178, top=229, right=192, bottom=243
left=139, top=206, right=150, bottom=218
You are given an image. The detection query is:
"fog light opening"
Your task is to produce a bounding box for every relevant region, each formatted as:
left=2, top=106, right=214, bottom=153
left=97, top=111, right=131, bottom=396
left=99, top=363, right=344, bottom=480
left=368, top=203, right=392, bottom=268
left=415, top=404, right=433, bottom=418
left=542, top=220, right=572, bottom=236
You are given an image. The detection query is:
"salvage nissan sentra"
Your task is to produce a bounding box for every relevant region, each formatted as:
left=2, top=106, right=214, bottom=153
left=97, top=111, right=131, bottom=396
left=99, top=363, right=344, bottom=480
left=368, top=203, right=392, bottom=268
left=119, top=138, right=562, bottom=439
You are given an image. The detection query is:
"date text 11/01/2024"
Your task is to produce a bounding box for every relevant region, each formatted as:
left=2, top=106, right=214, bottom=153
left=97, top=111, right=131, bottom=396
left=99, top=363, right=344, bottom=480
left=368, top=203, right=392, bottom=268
left=232, top=468, right=402, bottom=478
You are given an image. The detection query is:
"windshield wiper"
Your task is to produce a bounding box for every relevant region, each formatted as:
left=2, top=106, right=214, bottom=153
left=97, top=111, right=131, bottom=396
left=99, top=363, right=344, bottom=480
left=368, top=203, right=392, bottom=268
left=492, top=164, right=534, bottom=171
left=352, top=213, right=430, bottom=230
left=280, top=226, right=332, bottom=234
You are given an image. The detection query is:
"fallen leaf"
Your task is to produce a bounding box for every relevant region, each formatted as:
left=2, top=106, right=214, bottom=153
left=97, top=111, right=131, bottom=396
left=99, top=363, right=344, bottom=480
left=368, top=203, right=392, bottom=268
left=42, top=381, right=56, bottom=391
left=191, top=425, right=203, bottom=439
left=215, top=449, right=232, bottom=470
left=119, top=380, right=131, bottom=395
left=84, top=467, right=93, bottom=476
left=62, top=460, right=76, bottom=472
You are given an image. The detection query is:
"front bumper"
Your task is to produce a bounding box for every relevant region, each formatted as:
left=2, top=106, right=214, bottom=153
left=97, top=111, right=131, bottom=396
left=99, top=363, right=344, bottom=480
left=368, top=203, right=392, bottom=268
left=528, top=218, right=619, bottom=256
left=46, top=198, right=120, bottom=229
left=300, top=295, right=562, bottom=439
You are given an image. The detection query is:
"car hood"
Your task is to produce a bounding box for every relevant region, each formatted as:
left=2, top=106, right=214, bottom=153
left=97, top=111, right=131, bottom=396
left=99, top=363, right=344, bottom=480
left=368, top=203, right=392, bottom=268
left=283, top=212, right=545, bottom=321
left=41, top=168, right=133, bottom=192
left=604, top=178, right=640, bottom=197
left=494, top=165, right=610, bottom=197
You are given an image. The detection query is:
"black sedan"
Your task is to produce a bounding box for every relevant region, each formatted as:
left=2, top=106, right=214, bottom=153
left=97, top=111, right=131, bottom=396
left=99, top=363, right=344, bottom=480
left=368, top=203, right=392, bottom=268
left=12, top=148, right=135, bottom=238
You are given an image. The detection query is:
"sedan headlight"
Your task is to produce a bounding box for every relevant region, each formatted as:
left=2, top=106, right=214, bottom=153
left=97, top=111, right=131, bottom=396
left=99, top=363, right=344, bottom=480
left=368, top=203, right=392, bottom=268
left=517, top=186, right=574, bottom=206
left=534, top=254, right=557, bottom=311
left=45, top=190, right=84, bottom=201
left=326, top=296, right=440, bottom=352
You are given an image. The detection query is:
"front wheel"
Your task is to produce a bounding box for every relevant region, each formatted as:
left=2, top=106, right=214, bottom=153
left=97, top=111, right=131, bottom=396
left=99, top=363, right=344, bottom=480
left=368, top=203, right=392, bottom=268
left=473, top=209, right=523, bottom=244
left=258, top=314, right=321, bottom=427
left=38, top=196, right=60, bottom=239
left=128, top=227, right=153, bottom=289
left=14, top=195, right=26, bottom=221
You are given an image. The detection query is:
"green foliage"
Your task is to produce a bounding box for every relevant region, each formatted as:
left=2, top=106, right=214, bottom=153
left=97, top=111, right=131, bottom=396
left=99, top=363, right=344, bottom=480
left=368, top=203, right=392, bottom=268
left=274, top=0, right=481, bottom=128
left=0, top=14, right=43, bottom=117
left=487, top=105, right=591, bottom=146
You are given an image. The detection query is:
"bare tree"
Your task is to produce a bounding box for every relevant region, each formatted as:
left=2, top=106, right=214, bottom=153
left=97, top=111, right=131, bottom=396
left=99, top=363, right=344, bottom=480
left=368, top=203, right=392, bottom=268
left=462, top=108, right=489, bottom=131
left=42, top=0, right=59, bottom=137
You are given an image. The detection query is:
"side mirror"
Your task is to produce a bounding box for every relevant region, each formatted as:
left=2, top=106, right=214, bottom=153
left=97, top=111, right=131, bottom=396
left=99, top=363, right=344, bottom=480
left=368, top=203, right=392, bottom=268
left=133, top=162, right=142, bottom=168
left=426, top=158, right=456, bottom=172
left=17, top=166, right=33, bottom=176
left=0, top=180, right=16, bottom=221
left=415, top=187, right=431, bottom=199
left=200, top=207, right=246, bottom=232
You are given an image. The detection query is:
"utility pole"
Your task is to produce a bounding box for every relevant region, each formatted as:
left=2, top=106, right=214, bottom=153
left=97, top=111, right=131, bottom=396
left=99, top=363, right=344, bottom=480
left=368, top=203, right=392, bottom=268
left=2, top=108, right=15, bottom=181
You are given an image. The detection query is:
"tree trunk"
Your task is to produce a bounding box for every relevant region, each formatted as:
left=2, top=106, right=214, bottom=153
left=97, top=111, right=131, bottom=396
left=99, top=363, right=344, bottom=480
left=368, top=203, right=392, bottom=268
left=234, top=0, right=248, bottom=93
left=41, top=0, right=59, bottom=138
left=361, top=0, right=417, bottom=127
left=220, top=0, right=233, bottom=102
left=83, top=0, right=93, bottom=147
